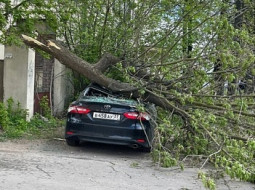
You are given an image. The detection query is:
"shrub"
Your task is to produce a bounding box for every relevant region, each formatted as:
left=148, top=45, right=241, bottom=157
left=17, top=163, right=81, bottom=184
left=0, top=98, right=62, bottom=138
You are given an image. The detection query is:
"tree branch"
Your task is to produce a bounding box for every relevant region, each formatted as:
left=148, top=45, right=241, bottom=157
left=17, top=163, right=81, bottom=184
left=94, top=53, right=120, bottom=73
left=21, top=34, right=135, bottom=92
left=21, top=34, right=196, bottom=122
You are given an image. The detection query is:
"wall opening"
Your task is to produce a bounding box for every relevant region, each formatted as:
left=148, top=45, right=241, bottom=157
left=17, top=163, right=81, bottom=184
left=34, top=52, right=53, bottom=114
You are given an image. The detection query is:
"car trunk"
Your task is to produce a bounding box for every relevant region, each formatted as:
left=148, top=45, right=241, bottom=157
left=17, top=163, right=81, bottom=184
left=78, top=97, right=137, bottom=127
left=66, top=93, right=152, bottom=148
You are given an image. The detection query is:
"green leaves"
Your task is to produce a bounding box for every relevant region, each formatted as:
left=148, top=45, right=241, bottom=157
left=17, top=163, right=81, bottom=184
left=0, top=0, right=59, bottom=44
left=2, top=0, right=255, bottom=186
left=213, top=139, right=255, bottom=182
left=0, top=98, right=61, bottom=138
left=152, top=149, right=177, bottom=168
left=198, top=171, right=216, bottom=190
left=0, top=98, right=28, bottom=138
left=0, top=102, right=9, bottom=128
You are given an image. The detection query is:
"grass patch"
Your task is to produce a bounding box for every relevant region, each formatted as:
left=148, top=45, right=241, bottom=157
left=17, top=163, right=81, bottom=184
left=0, top=97, right=65, bottom=140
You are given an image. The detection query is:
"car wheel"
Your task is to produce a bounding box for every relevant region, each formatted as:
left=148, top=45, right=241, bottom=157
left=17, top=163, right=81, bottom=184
left=66, top=139, right=80, bottom=146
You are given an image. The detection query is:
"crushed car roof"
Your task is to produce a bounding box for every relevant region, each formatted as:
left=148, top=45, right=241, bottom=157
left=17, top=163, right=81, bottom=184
left=80, top=96, right=138, bottom=107
left=78, top=83, right=139, bottom=107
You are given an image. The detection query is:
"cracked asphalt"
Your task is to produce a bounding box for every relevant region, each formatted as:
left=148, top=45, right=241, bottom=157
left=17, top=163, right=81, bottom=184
left=0, top=139, right=254, bottom=190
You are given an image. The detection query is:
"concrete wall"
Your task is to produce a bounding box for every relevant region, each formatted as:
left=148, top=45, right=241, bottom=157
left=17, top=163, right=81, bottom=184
left=0, top=60, right=3, bottom=102
left=26, top=49, right=35, bottom=118
left=2, top=43, right=72, bottom=117
left=0, top=45, right=4, bottom=60
left=53, top=59, right=73, bottom=115
left=53, top=59, right=66, bottom=114
left=4, top=46, right=35, bottom=119
left=0, top=45, right=5, bottom=102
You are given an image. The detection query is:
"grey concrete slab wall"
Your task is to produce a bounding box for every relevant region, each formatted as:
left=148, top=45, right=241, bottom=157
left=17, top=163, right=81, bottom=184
left=53, top=59, right=66, bottom=115
left=26, top=49, right=35, bottom=119
left=0, top=45, right=4, bottom=60
left=4, top=46, right=35, bottom=119
left=0, top=45, right=4, bottom=102
left=0, top=60, right=3, bottom=102
left=53, top=59, right=73, bottom=115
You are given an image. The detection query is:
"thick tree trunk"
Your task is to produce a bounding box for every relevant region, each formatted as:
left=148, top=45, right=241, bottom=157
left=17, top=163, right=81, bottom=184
left=21, top=34, right=255, bottom=121
left=21, top=34, right=189, bottom=118
left=21, top=35, right=135, bottom=92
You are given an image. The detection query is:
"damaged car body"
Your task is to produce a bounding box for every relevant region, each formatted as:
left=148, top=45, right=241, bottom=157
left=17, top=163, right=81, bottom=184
left=65, top=83, right=156, bottom=152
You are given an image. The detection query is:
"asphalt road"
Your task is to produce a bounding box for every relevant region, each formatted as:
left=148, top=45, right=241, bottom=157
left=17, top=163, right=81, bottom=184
left=0, top=139, right=254, bottom=190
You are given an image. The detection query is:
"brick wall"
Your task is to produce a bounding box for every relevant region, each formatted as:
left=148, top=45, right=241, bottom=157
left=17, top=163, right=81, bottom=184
left=34, top=34, right=55, bottom=93
left=35, top=53, right=54, bottom=93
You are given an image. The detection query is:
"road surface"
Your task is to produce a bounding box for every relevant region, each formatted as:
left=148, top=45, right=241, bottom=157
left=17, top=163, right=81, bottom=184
left=0, top=139, right=254, bottom=190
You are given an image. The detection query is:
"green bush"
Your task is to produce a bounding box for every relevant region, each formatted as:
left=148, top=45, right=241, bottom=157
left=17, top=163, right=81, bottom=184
left=40, top=96, right=52, bottom=119
left=0, top=98, right=62, bottom=138
left=0, top=102, right=9, bottom=129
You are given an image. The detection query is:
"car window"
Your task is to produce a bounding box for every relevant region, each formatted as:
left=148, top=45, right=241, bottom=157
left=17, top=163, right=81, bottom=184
left=79, top=86, right=138, bottom=107
left=83, top=87, right=113, bottom=97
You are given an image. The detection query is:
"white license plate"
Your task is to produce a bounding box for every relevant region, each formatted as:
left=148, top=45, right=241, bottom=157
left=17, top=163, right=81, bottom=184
left=93, top=112, right=120, bottom=121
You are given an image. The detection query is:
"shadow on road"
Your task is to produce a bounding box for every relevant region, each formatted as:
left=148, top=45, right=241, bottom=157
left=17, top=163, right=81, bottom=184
left=81, top=141, right=147, bottom=155
left=44, top=139, right=150, bottom=160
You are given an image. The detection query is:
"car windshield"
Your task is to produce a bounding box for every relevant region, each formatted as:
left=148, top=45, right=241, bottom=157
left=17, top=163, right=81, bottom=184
left=79, top=85, right=138, bottom=107
left=80, top=96, right=138, bottom=107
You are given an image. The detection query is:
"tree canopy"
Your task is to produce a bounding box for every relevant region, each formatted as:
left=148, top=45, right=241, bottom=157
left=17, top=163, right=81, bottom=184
left=1, top=0, right=255, bottom=187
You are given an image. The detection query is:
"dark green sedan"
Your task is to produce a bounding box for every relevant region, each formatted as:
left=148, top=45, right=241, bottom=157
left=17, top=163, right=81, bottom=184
left=65, top=84, right=156, bottom=152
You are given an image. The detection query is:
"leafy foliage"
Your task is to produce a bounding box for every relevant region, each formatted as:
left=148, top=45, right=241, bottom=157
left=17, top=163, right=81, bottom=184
left=0, top=98, right=62, bottom=138
left=40, top=96, right=52, bottom=119
left=1, top=0, right=255, bottom=188
left=198, top=171, right=216, bottom=190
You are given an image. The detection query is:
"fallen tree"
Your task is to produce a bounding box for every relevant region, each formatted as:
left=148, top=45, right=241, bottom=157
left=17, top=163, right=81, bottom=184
left=21, top=35, right=191, bottom=120
left=21, top=34, right=255, bottom=185
left=1, top=0, right=254, bottom=188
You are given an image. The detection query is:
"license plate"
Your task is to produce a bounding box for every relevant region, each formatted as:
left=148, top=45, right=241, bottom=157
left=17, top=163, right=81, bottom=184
left=93, top=112, right=120, bottom=121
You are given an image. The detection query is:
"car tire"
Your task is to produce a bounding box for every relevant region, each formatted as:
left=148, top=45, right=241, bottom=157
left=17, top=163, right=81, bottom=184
left=66, top=139, right=80, bottom=146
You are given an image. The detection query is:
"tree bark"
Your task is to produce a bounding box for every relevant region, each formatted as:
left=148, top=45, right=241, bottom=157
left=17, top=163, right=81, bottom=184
left=21, top=34, right=193, bottom=120
left=21, top=35, right=134, bottom=92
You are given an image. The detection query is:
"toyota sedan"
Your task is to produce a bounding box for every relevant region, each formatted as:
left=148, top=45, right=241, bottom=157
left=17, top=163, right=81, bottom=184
left=65, top=84, right=156, bottom=152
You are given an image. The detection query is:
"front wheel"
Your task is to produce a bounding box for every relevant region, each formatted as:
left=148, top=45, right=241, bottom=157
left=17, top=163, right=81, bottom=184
left=66, top=139, right=80, bottom=146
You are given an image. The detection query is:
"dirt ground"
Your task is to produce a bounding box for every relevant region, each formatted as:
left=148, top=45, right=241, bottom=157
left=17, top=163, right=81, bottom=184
left=0, top=138, right=254, bottom=190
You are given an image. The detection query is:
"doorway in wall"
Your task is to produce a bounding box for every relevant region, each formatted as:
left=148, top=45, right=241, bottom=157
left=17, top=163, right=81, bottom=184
left=34, top=52, right=53, bottom=114
left=0, top=60, right=3, bottom=102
